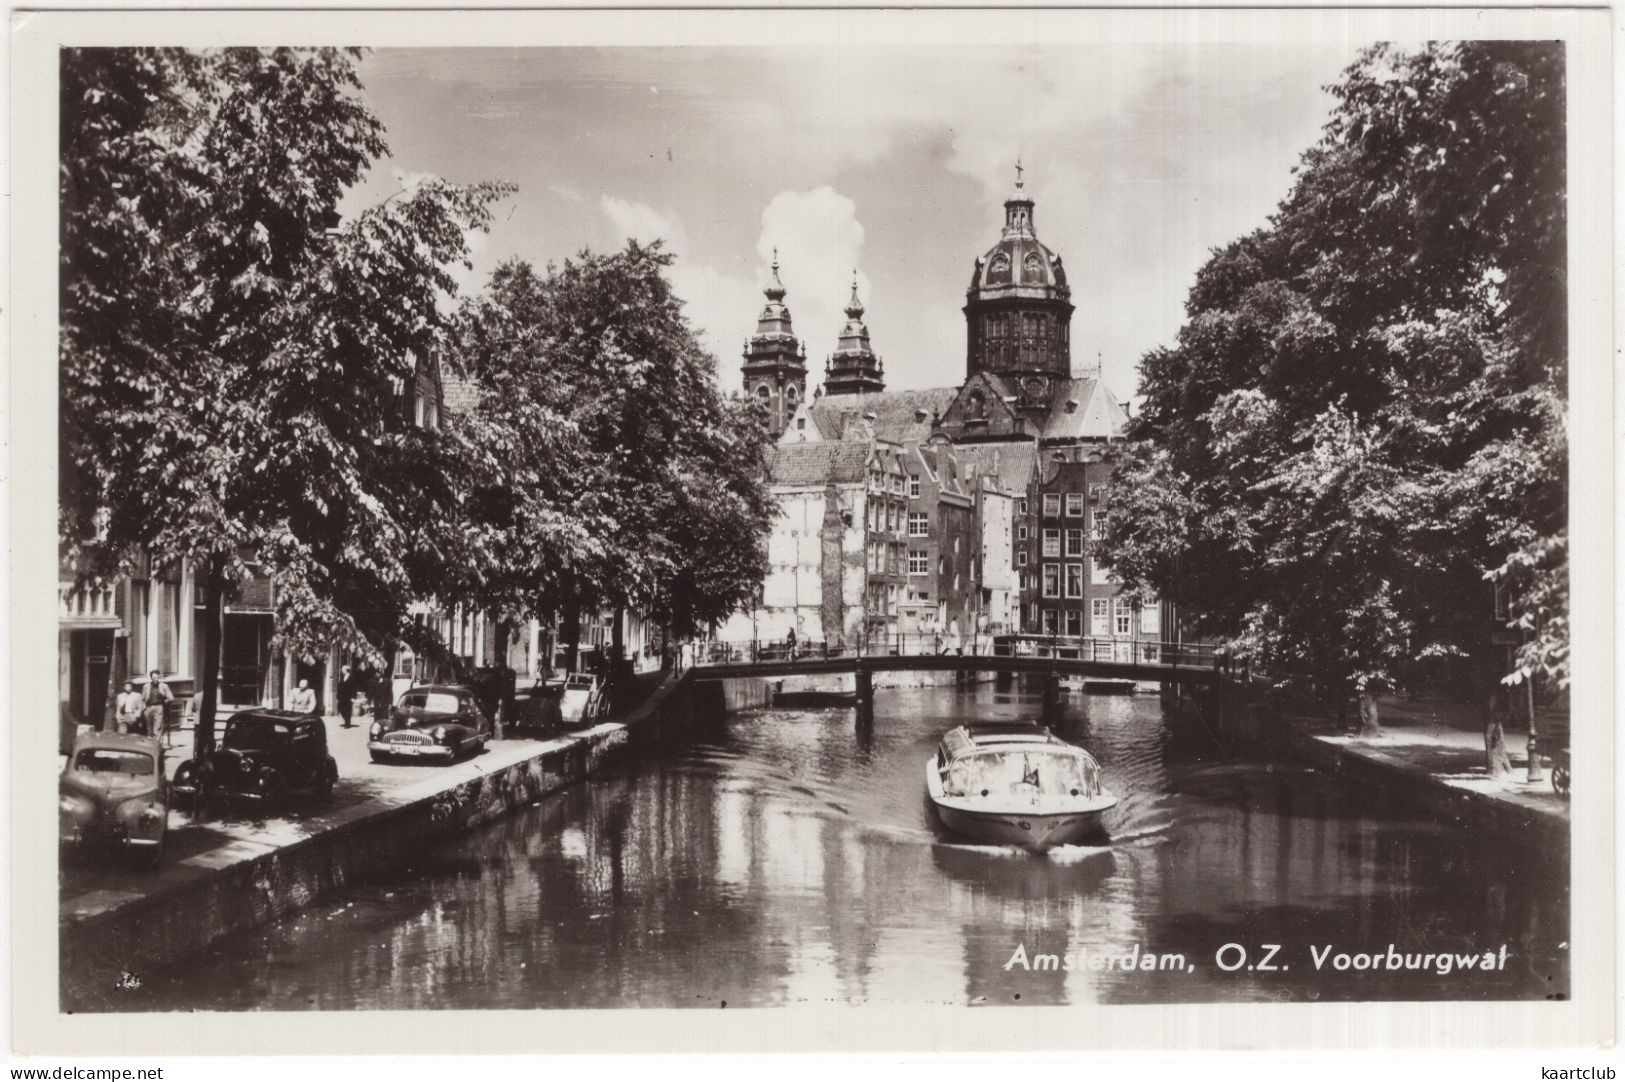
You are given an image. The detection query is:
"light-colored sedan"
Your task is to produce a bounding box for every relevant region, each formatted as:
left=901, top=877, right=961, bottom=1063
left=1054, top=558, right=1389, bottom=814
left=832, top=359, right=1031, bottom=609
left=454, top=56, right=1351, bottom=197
left=59, top=732, right=169, bottom=869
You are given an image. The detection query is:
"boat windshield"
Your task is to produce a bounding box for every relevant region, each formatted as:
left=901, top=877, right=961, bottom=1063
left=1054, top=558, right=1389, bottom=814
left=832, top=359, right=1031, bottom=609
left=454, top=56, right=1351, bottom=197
left=943, top=749, right=1099, bottom=799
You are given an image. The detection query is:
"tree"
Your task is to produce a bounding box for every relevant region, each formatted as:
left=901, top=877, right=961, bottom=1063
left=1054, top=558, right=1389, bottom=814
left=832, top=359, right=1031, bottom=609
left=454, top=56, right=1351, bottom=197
left=452, top=244, right=775, bottom=678
left=60, top=47, right=509, bottom=756
left=1101, top=42, right=1566, bottom=754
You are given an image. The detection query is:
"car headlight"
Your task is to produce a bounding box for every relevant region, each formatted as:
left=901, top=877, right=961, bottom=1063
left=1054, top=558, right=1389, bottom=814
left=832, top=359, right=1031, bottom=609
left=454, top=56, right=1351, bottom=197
left=119, top=797, right=152, bottom=820
left=60, top=795, right=90, bottom=818
left=369, top=722, right=382, bottom=738
left=433, top=726, right=447, bottom=742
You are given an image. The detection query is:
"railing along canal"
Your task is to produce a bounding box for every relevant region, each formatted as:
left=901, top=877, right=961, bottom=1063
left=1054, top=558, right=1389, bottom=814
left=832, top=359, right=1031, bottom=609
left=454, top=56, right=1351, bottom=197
left=690, top=634, right=1220, bottom=672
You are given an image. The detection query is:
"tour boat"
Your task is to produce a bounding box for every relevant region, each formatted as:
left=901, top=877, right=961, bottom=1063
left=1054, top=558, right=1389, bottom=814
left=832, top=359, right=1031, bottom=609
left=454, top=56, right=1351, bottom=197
left=925, top=724, right=1117, bottom=848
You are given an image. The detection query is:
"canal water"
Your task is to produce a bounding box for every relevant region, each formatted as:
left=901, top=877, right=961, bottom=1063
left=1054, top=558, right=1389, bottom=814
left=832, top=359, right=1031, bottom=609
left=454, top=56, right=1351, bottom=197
left=90, top=683, right=1568, bottom=1009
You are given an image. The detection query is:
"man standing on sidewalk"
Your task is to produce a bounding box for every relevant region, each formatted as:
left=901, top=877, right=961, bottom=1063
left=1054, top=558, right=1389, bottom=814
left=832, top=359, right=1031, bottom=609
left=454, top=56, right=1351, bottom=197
left=336, top=664, right=357, bottom=728
left=140, top=670, right=172, bottom=740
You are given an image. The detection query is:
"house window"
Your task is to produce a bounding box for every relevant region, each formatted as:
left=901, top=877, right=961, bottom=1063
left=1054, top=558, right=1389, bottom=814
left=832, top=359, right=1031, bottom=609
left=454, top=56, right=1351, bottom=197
left=1065, top=611, right=1082, bottom=637
left=1092, top=557, right=1111, bottom=586
left=1018, top=524, right=1029, bottom=542
left=1065, top=564, right=1083, bottom=599
left=797, top=417, right=806, bottom=430
left=1042, top=564, right=1059, bottom=598
left=1018, top=551, right=1029, bottom=567
left=908, top=551, right=929, bottom=576
left=1113, top=598, right=1132, bottom=637
left=1065, top=493, right=1085, bottom=517
left=1042, top=529, right=1060, bottom=558
left=1042, top=494, right=1061, bottom=518
left=908, top=512, right=928, bottom=537
left=1064, top=529, right=1084, bottom=557
left=1140, top=601, right=1161, bottom=637
left=1091, top=599, right=1111, bottom=637
left=1042, top=609, right=1058, bottom=636
left=757, top=385, right=771, bottom=400
left=1090, top=509, right=1104, bottom=542
left=909, top=475, right=921, bottom=498
left=939, top=557, right=946, bottom=576
left=1089, top=483, right=1105, bottom=502
left=1018, top=499, right=1028, bottom=515
left=953, top=536, right=961, bottom=555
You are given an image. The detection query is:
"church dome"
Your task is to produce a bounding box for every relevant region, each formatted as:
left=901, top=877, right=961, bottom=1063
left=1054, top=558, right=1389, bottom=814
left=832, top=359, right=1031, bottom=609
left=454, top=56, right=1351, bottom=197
left=968, top=166, right=1070, bottom=300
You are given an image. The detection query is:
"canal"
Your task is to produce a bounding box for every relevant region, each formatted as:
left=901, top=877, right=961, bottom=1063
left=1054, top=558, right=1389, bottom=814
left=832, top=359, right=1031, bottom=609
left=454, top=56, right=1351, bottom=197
left=91, top=682, right=1568, bottom=1009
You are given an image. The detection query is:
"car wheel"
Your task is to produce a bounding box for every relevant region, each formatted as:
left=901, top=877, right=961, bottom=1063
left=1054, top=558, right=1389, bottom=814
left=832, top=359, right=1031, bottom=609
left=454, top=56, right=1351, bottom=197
left=259, top=772, right=288, bottom=812
left=315, top=761, right=337, bottom=799
left=369, top=751, right=390, bottom=764
left=172, top=760, right=200, bottom=799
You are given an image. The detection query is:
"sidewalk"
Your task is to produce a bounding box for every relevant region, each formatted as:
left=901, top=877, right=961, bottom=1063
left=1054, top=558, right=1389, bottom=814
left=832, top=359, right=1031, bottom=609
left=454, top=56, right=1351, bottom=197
left=1273, top=695, right=1570, bottom=842
left=60, top=667, right=673, bottom=922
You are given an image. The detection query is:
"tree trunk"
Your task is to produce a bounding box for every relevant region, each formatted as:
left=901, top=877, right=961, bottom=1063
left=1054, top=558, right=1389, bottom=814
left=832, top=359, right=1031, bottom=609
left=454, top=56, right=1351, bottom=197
left=195, top=560, right=226, bottom=758
left=1523, top=677, right=1543, bottom=783
left=611, top=606, right=626, bottom=688
left=1356, top=691, right=1381, bottom=737
left=562, top=605, right=580, bottom=674
left=1485, top=711, right=1513, bottom=779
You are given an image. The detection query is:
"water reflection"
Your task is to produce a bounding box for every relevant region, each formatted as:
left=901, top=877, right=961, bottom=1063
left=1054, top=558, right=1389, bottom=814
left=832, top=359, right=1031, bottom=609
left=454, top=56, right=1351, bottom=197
left=78, top=683, right=1568, bottom=1011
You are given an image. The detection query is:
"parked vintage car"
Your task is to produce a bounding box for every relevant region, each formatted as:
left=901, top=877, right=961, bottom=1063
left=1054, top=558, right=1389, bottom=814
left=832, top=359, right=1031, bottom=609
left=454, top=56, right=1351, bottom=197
left=171, top=709, right=338, bottom=809
left=59, top=732, right=169, bottom=868
left=558, top=672, right=610, bottom=728
left=368, top=684, right=492, bottom=763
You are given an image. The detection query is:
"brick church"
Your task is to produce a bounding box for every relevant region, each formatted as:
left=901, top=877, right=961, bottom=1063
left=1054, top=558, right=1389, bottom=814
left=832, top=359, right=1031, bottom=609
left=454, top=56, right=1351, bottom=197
left=728, top=168, right=1164, bottom=654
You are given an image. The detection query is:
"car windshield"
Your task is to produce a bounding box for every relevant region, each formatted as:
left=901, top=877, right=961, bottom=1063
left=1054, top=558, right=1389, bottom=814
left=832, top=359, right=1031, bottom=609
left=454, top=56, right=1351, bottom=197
left=943, top=749, right=1099, bottom=799
left=565, top=675, right=594, bottom=690
left=225, top=717, right=292, bottom=749
left=74, top=749, right=155, bottom=776
left=400, top=692, right=462, bottom=714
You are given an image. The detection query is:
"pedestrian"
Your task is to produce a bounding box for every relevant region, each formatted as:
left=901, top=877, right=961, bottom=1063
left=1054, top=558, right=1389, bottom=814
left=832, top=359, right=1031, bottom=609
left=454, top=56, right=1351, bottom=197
left=140, top=670, right=172, bottom=740
left=289, top=677, right=319, bottom=717
left=336, top=664, right=357, bottom=728
left=114, top=681, right=142, bottom=734
left=786, top=627, right=797, bottom=659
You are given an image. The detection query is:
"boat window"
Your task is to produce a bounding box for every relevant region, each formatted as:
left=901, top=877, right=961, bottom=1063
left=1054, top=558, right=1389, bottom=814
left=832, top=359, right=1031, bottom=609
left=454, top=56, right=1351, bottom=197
left=74, top=749, right=156, bottom=776
left=942, top=750, right=1099, bottom=798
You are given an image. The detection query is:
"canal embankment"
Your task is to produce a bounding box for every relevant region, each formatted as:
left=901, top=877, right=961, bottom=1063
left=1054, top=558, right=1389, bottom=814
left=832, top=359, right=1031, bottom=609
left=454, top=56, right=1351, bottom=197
left=59, top=669, right=696, bottom=1006
left=1183, top=689, right=1571, bottom=850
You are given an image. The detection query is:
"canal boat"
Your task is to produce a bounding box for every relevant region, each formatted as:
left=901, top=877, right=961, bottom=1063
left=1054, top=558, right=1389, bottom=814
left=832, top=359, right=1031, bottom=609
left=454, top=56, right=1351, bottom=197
left=925, top=724, right=1116, bottom=848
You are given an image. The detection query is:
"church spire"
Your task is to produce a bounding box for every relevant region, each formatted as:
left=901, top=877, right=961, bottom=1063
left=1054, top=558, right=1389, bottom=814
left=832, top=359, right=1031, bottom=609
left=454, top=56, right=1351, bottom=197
left=823, top=271, right=885, bottom=397
left=743, top=250, right=805, bottom=438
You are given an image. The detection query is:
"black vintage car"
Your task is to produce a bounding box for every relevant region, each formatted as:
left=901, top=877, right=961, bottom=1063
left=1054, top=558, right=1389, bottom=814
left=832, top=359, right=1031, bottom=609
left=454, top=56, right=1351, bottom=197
left=172, top=709, right=338, bottom=809
left=368, top=684, right=492, bottom=763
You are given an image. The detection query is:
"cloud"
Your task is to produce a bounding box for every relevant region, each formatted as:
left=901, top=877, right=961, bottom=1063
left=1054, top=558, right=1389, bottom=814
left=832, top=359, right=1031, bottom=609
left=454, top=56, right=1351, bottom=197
left=600, top=188, right=875, bottom=396
left=755, top=187, right=871, bottom=379
left=601, top=195, right=691, bottom=252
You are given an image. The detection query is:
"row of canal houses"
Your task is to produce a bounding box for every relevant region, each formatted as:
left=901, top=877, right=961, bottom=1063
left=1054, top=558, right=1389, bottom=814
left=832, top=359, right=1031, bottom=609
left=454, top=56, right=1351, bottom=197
left=58, top=352, right=663, bottom=734
left=718, top=174, right=1169, bottom=654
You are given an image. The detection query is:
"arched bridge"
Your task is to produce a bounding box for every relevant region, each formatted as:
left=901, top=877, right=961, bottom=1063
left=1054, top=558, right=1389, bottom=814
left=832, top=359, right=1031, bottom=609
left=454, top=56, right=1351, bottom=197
left=690, top=635, right=1232, bottom=686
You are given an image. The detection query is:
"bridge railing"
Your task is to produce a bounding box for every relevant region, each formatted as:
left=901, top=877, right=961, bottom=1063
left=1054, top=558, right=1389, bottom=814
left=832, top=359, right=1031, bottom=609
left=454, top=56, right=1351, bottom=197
left=690, top=634, right=1219, bottom=670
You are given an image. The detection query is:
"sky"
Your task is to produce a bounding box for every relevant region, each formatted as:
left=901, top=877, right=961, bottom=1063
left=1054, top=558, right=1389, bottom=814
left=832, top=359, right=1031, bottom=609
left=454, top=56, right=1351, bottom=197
left=347, top=44, right=1360, bottom=403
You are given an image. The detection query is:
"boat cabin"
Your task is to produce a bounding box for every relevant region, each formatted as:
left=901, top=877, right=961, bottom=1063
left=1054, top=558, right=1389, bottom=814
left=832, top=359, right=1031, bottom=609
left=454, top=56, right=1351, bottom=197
left=935, top=725, right=1104, bottom=801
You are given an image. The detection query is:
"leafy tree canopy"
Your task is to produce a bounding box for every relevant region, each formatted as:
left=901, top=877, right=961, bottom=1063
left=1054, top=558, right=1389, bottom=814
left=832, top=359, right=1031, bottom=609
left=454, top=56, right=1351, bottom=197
left=452, top=243, right=776, bottom=641
left=1102, top=41, right=1567, bottom=708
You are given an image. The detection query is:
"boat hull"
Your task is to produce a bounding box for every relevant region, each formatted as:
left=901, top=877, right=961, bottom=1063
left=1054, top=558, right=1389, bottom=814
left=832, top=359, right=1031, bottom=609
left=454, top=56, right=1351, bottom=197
left=925, top=755, right=1115, bottom=849
left=932, top=801, right=1110, bottom=848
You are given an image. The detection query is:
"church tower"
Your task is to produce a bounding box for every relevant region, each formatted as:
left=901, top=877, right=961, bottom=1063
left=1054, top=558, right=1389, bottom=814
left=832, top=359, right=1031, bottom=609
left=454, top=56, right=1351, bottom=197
left=963, top=163, right=1074, bottom=386
left=822, top=272, right=886, bottom=396
left=742, top=250, right=807, bottom=438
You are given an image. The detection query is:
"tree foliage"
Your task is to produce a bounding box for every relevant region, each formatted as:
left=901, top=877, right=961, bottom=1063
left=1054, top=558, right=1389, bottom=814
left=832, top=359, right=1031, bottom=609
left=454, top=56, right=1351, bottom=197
left=60, top=47, right=509, bottom=749
left=1101, top=42, right=1567, bottom=712
left=452, top=243, right=776, bottom=643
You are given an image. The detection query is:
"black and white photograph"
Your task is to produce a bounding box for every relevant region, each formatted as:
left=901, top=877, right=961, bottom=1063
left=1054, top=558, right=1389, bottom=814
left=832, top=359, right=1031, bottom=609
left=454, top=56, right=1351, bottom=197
left=9, top=4, right=1614, bottom=1059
